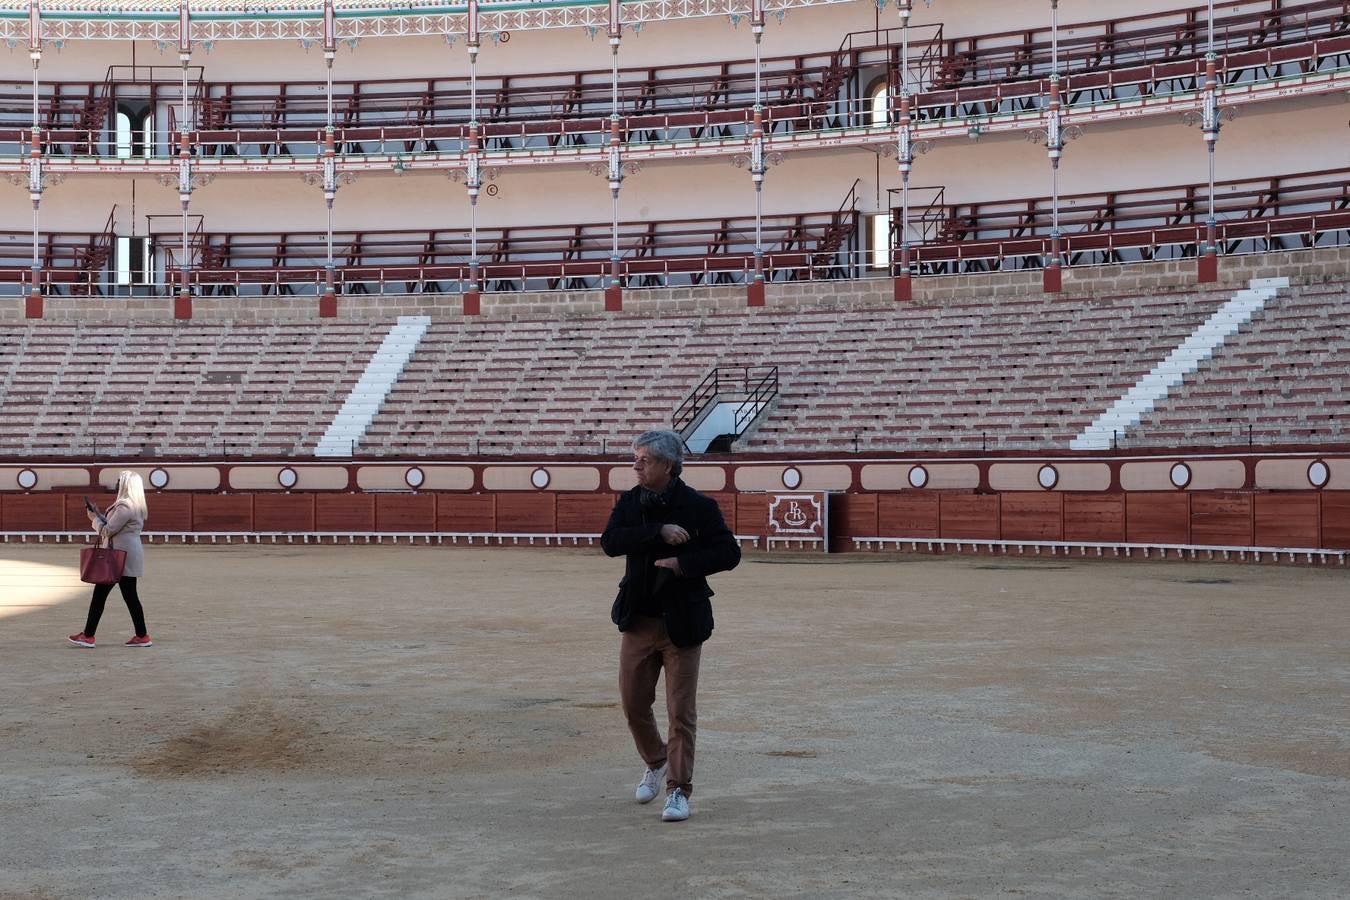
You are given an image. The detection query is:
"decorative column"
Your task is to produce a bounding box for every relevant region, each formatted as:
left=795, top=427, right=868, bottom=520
left=448, top=3, right=499, bottom=315
left=746, top=0, right=767, bottom=307
left=1040, top=0, right=1069, bottom=294
left=320, top=0, right=338, bottom=316
left=1198, top=0, right=1220, bottom=283
left=894, top=0, right=915, bottom=302
left=303, top=1, right=352, bottom=315
left=464, top=0, right=482, bottom=315
left=174, top=1, right=194, bottom=318
left=1028, top=1, right=1081, bottom=292
left=25, top=0, right=44, bottom=318
left=603, top=0, right=625, bottom=312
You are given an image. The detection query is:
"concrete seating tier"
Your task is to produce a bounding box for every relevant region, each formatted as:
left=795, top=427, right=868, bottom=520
left=1129, top=282, right=1350, bottom=447
left=359, top=287, right=1261, bottom=456
left=0, top=322, right=390, bottom=457
left=2, top=282, right=1344, bottom=458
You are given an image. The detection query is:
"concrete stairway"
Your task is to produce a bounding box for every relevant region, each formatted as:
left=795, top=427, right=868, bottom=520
left=314, top=316, right=430, bottom=457
left=1070, top=277, right=1287, bottom=450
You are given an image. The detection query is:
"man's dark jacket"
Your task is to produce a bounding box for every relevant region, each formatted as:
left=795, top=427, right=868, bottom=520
left=601, top=477, right=741, bottom=648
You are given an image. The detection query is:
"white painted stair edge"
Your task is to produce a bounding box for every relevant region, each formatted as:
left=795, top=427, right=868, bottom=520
left=1069, top=278, right=1288, bottom=450
left=314, top=316, right=431, bottom=457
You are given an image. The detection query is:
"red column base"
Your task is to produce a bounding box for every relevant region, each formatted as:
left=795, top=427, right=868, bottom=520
left=604, top=284, right=623, bottom=312
left=25, top=291, right=42, bottom=319
left=894, top=273, right=912, bottom=302
left=318, top=291, right=337, bottom=318
left=463, top=289, right=480, bottom=316
left=1198, top=253, right=1218, bottom=284
left=174, top=292, right=193, bottom=320
left=1042, top=264, right=1063, bottom=294
left=747, top=279, right=765, bottom=307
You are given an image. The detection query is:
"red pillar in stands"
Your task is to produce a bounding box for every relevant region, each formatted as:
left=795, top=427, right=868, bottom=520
left=894, top=245, right=913, bottom=302
left=605, top=261, right=623, bottom=312
left=1043, top=232, right=1063, bottom=294
left=747, top=278, right=765, bottom=307
left=26, top=282, right=42, bottom=319
left=320, top=263, right=337, bottom=318
left=1198, top=248, right=1218, bottom=283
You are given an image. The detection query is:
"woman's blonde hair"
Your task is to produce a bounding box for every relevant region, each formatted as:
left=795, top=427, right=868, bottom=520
left=115, top=470, right=148, bottom=519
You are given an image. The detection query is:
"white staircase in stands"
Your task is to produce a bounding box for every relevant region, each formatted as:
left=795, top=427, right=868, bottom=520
left=314, top=316, right=430, bottom=457
left=1071, top=277, right=1288, bottom=450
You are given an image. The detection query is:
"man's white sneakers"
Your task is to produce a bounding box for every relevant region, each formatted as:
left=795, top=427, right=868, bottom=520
left=661, top=788, right=690, bottom=822
left=635, top=762, right=668, bottom=804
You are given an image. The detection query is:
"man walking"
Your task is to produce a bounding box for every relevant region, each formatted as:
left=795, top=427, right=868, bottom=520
left=601, top=429, right=741, bottom=822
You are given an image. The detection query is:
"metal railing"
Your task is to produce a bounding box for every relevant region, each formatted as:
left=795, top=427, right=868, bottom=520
left=670, top=365, right=780, bottom=439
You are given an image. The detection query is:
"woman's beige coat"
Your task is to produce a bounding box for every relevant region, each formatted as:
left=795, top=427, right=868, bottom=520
left=90, top=501, right=145, bottom=578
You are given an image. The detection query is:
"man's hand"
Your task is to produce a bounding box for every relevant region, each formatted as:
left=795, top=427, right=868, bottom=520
left=660, top=524, right=690, bottom=545
left=654, top=557, right=683, bottom=576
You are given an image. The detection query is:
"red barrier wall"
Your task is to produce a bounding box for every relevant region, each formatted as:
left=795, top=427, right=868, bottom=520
left=1, top=487, right=1345, bottom=556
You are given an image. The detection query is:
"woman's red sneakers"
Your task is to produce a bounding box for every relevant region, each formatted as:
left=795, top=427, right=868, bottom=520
left=125, top=635, right=153, bottom=648
left=67, top=633, right=95, bottom=648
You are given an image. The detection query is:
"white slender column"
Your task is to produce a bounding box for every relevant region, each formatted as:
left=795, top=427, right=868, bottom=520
left=746, top=0, right=766, bottom=306
left=1199, top=0, right=1221, bottom=283
left=25, top=0, right=43, bottom=317
left=464, top=0, right=483, bottom=314
left=1042, top=0, right=1065, bottom=293
left=174, top=0, right=194, bottom=318
left=604, top=0, right=625, bottom=311
left=894, top=0, right=914, bottom=302
left=321, top=0, right=338, bottom=316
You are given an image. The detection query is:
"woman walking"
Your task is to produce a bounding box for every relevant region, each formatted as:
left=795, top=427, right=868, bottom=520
left=68, top=470, right=152, bottom=648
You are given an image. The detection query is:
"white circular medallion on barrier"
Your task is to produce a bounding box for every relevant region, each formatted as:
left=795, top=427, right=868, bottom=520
left=16, top=468, right=37, bottom=490
left=908, top=465, right=929, bottom=489
left=531, top=467, right=551, bottom=489
left=405, top=466, right=425, bottom=489
left=149, top=467, right=170, bottom=489
left=1037, top=464, right=1059, bottom=490
left=1307, top=459, right=1330, bottom=489
left=1169, top=462, right=1192, bottom=489
left=278, top=467, right=299, bottom=489
left=782, top=466, right=802, bottom=489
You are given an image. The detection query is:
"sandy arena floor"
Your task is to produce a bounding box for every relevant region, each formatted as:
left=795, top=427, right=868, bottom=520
left=0, top=544, right=1347, bottom=899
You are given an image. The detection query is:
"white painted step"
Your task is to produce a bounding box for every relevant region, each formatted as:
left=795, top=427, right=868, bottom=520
left=314, top=316, right=430, bottom=457
left=1070, top=280, right=1280, bottom=450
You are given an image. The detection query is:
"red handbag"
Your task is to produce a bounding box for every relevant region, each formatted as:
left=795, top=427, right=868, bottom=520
left=80, top=541, right=127, bottom=585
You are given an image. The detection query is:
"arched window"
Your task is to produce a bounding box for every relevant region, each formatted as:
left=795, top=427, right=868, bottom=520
left=867, top=79, right=889, bottom=127
left=115, top=103, right=153, bottom=159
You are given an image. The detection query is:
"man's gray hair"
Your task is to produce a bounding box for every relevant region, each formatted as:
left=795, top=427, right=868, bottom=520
left=633, top=429, right=685, bottom=477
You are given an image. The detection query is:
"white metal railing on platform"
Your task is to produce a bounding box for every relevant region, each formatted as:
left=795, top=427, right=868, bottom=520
left=0, top=531, right=765, bottom=549
left=850, top=536, right=1347, bottom=565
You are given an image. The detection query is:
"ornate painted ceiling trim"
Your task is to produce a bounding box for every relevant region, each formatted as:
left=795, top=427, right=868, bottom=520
left=0, top=0, right=857, bottom=43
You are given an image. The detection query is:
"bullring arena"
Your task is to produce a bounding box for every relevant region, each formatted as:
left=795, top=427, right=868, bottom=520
left=1, top=0, right=1348, bottom=895
left=3, top=546, right=1350, bottom=897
